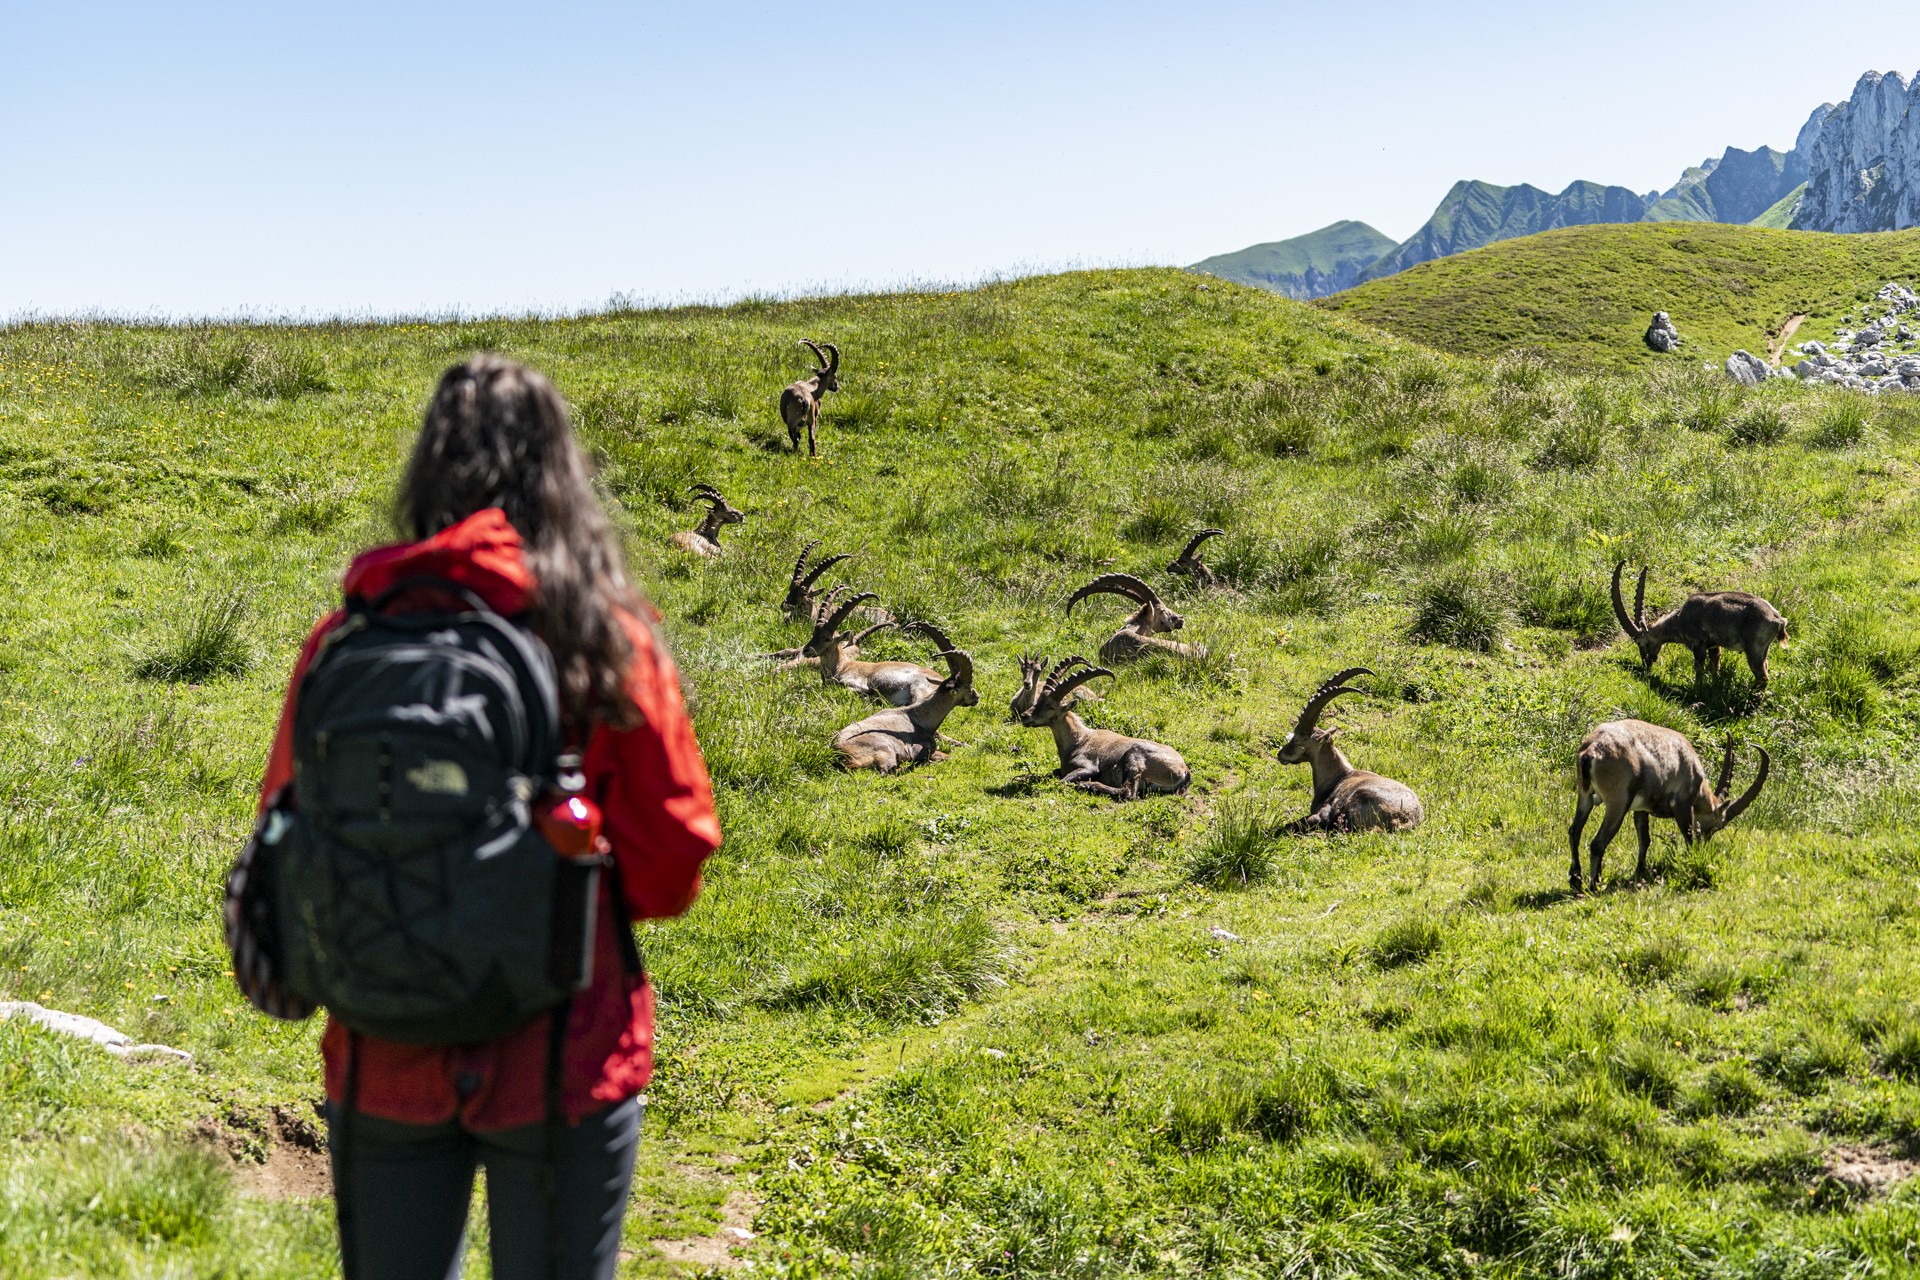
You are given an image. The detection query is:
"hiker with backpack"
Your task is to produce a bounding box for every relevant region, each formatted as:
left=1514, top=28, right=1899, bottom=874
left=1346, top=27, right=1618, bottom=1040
left=224, top=356, right=721, bottom=1279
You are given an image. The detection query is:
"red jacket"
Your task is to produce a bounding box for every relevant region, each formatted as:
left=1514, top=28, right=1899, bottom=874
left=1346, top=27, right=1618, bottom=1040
left=258, top=509, right=721, bottom=1131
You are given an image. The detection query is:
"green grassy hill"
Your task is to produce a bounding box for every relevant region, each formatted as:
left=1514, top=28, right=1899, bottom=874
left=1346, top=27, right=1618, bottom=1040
left=1322, top=221, right=1920, bottom=371
left=8, top=270, right=1920, bottom=1276
left=1190, top=220, right=1397, bottom=299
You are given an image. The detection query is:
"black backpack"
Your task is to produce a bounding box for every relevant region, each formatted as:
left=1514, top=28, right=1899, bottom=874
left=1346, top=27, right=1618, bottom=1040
left=261, top=577, right=611, bottom=1045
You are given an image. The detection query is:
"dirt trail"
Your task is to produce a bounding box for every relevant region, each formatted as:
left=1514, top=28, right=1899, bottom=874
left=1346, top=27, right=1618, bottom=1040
left=1769, top=314, right=1808, bottom=364
left=650, top=1183, right=761, bottom=1270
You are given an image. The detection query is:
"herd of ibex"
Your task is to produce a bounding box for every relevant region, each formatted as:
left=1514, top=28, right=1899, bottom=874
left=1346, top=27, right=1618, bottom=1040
left=661, top=337, right=1790, bottom=893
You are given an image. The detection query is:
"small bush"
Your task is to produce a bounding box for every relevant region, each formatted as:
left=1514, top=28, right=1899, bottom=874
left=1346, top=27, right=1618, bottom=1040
left=1369, top=914, right=1444, bottom=968
left=1686, top=1058, right=1765, bottom=1117
left=1409, top=568, right=1509, bottom=651
left=1729, top=404, right=1790, bottom=447
left=1809, top=395, right=1869, bottom=448
left=134, top=586, right=252, bottom=682
left=1187, top=800, right=1275, bottom=889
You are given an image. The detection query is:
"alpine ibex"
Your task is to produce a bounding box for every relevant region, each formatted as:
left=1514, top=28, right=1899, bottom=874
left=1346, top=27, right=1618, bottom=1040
left=1009, top=653, right=1046, bottom=722
left=1018, top=656, right=1191, bottom=800
left=1167, top=528, right=1225, bottom=586
left=761, top=586, right=890, bottom=671
left=811, top=593, right=945, bottom=706
left=1568, top=719, right=1770, bottom=893
left=1274, top=667, right=1423, bottom=833
left=780, top=539, right=856, bottom=621
left=1066, top=573, right=1203, bottom=663
left=780, top=339, right=839, bottom=457
left=667, top=484, right=744, bottom=558
left=1612, top=562, right=1790, bottom=688
left=833, top=647, right=978, bottom=773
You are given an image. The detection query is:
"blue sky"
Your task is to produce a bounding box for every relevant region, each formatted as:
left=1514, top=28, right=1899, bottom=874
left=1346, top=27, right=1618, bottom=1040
left=4, top=2, right=1918, bottom=317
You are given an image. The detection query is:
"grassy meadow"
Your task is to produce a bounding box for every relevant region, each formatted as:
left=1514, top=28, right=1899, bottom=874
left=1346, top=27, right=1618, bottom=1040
left=1321, top=222, right=1920, bottom=373
left=6, top=269, right=1920, bottom=1276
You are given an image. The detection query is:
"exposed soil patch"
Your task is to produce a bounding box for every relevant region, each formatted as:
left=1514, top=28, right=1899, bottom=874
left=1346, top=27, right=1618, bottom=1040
left=198, top=1102, right=333, bottom=1201
left=1824, top=1142, right=1919, bottom=1194
left=1769, top=314, right=1808, bottom=364
left=651, top=1182, right=761, bottom=1271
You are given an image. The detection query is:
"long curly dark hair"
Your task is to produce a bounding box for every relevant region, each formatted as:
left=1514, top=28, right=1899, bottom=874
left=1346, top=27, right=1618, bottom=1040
left=398, top=355, right=646, bottom=731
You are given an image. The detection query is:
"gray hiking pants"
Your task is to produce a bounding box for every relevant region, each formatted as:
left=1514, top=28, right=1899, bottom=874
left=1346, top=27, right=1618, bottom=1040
left=326, top=1097, right=641, bottom=1280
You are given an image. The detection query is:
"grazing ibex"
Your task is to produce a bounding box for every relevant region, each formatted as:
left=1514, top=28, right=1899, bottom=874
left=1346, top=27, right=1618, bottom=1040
left=780, top=339, right=840, bottom=457
left=1018, top=656, right=1191, bottom=800
left=1568, top=719, right=1770, bottom=893
left=1274, top=667, right=1423, bottom=834
left=1167, top=528, right=1225, bottom=587
left=1612, top=562, right=1790, bottom=688
left=667, top=484, right=744, bottom=558
left=1066, top=573, right=1203, bottom=663
left=833, top=647, right=978, bottom=773
left=780, top=539, right=856, bottom=621
left=810, top=593, right=946, bottom=706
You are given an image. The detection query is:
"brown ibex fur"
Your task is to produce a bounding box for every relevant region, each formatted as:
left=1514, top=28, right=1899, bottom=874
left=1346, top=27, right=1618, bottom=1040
left=810, top=594, right=945, bottom=706
left=780, top=539, right=856, bottom=621
left=780, top=339, right=839, bottom=457
left=833, top=647, right=978, bottom=773
left=1612, top=562, right=1790, bottom=688
left=1275, top=667, right=1423, bottom=834
left=1066, top=573, right=1203, bottom=663
left=1167, top=528, right=1225, bottom=587
left=667, top=484, right=744, bottom=558
left=761, top=586, right=889, bottom=671
left=1569, top=720, right=1770, bottom=893
left=1009, top=653, right=1047, bottom=722
left=1018, top=657, right=1191, bottom=800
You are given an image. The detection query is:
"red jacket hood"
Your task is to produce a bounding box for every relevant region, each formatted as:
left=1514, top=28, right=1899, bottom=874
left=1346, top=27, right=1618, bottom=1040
left=340, top=508, right=535, bottom=614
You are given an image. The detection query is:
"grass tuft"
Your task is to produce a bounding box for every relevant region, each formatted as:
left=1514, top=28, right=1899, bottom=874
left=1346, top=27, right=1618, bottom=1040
left=1409, top=568, right=1509, bottom=651
left=1368, top=914, right=1444, bottom=968
left=1185, top=799, right=1276, bottom=888
left=133, top=586, right=252, bottom=681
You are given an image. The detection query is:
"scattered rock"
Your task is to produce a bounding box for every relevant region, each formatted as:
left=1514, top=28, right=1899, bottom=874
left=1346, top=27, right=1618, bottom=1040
left=1790, top=282, right=1920, bottom=393
left=1724, top=350, right=1773, bottom=386
left=1644, top=311, right=1682, bottom=353
left=0, top=1001, right=191, bottom=1065
left=1208, top=925, right=1243, bottom=942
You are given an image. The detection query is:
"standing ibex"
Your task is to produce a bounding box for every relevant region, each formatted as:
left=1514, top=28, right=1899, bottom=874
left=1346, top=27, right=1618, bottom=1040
left=1018, top=656, right=1191, bottom=800
left=1274, top=667, right=1423, bottom=833
left=1066, top=573, right=1203, bottom=662
left=810, top=593, right=946, bottom=706
left=780, top=339, right=840, bottom=458
left=1568, top=719, right=1770, bottom=893
left=1612, top=562, right=1790, bottom=688
left=667, top=484, right=745, bottom=558
left=781, top=539, right=856, bottom=621
left=1009, top=653, right=1046, bottom=722
left=1167, top=529, right=1225, bottom=587
left=833, top=647, right=978, bottom=773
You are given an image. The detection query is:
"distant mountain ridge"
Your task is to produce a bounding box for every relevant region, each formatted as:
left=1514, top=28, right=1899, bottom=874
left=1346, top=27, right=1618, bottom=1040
left=1194, top=80, right=1905, bottom=296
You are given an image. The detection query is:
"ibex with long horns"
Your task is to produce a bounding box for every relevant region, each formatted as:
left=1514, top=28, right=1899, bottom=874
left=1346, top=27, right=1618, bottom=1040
left=1568, top=720, right=1769, bottom=893
left=1167, top=529, right=1225, bottom=587
left=780, top=539, right=856, bottom=622
left=1066, top=573, right=1203, bottom=663
left=780, top=339, right=840, bottom=457
left=810, top=594, right=947, bottom=706
left=668, top=484, right=745, bottom=558
left=1611, top=562, right=1790, bottom=689
left=833, top=647, right=978, bottom=773
left=761, top=585, right=891, bottom=671
left=1018, top=657, right=1191, bottom=800
left=1274, top=667, right=1423, bottom=833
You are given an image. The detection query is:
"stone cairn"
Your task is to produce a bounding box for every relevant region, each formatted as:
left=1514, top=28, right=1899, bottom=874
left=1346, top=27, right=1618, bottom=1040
left=1644, top=312, right=1682, bottom=353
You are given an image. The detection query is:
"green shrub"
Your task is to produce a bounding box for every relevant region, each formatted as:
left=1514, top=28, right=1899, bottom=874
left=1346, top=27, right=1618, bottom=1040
left=1409, top=568, right=1509, bottom=651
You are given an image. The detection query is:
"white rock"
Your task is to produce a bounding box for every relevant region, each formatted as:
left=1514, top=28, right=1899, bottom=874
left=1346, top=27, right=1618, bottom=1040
left=0, top=1002, right=192, bottom=1065
left=1725, top=350, right=1771, bottom=386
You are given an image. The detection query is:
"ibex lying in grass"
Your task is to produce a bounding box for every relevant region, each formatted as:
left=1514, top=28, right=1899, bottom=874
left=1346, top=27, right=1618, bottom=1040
left=668, top=485, right=744, bottom=557
left=1612, top=562, right=1790, bottom=688
left=1019, top=657, right=1191, bottom=800
left=762, top=585, right=892, bottom=671
left=1568, top=719, right=1770, bottom=893
left=780, top=539, right=856, bottom=621
left=1167, top=528, right=1225, bottom=586
left=833, top=647, right=978, bottom=772
left=780, top=339, right=840, bottom=457
left=1066, top=573, right=1203, bottom=662
left=1274, top=667, right=1423, bottom=833
left=810, top=594, right=946, bottom=705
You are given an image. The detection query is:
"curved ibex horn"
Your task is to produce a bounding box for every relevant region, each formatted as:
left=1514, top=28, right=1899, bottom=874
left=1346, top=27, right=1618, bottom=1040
left=1042, top=655, right=1090, bottom=691
left=1714, top=739, right=1738, bottom=800
left=789, top=539, right=822, bottom=586
left=848, top=620, right=895, bottom=648
left=903, top=619, right=956, bottom=655
left=802, top=551, right=854, bottom=588
left=1066, top=573, right=1159, bottom=615
left=1291, top=666, right=1374, bottom=737
left=800, top=338, right=830, bottom=370
left=1635, top=566, right=1649, bottom=631
left=820, top=591, right=878, bottom=639
left=1177, top=528, right=1225, bottom=560
left=934, top=649, right=973, bottom=688
left=688, top=483, right=724, bottom=501
left=1720, top=746, right=1770, bottom=824
left=1611, top=562, right=1644, bottom=640
left=1048, top=663, right=1114, bottom=705
left=820, top=341, right=839, bottom=374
